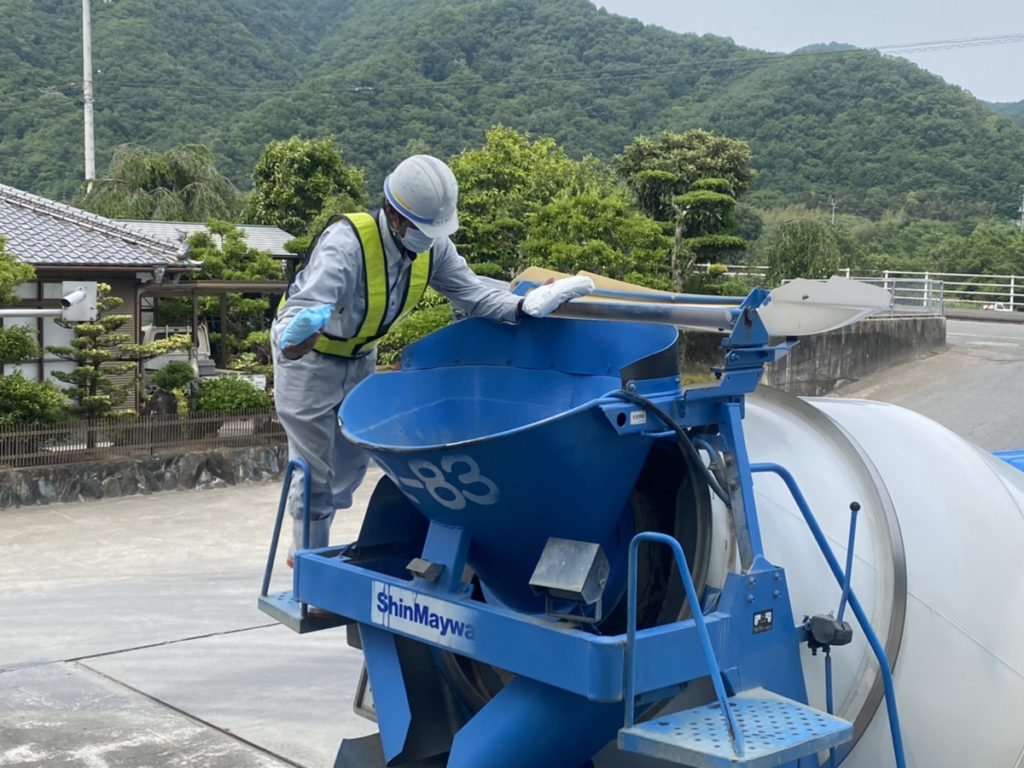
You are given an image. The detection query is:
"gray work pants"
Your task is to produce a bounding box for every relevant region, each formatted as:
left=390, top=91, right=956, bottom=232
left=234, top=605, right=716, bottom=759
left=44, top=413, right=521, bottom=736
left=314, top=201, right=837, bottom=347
left=271, top=329, right=376, bottom=556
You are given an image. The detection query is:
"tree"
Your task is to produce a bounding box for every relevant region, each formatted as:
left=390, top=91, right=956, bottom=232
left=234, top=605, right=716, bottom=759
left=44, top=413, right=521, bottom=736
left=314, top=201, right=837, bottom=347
left=77, top=144, right=243, bottom=221
left=757, top=220, right=842, bottom=286
left=521, top=192, right=671, bottom=286
left=0, top=236, right=35, bottom=304
left=178, top=220, right=284, bottom=365
left=0, top=235, right=39, bottom=362
left=7, top=0, right=1024, bottom=223
left=671, top=178, right=748, bottom=290
left=450, top=125, right=606, bottom=278
left=616, top=132, right=755, bottom=289
left=615, top=131, right=756, bottom=222
left=0, top=372, right=68, bottom=427
left=242, top=136, right=368, bottom=245
left=0, top=236, right=67, bottom=427
left=46, top=283, right=191, bottom=423
left=951, top=219, right=1024, bottom=275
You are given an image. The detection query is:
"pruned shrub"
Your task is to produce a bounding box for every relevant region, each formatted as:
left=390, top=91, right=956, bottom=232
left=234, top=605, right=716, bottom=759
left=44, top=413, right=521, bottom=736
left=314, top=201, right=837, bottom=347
left=194, top=375, right=271, bottom=413
left=151, top=360, right=196, bottom=391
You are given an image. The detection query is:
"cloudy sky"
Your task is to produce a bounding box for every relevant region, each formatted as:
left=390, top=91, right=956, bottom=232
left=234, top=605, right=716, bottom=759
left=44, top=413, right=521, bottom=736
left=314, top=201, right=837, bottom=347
left=593, top=0, right=1024, bottom=103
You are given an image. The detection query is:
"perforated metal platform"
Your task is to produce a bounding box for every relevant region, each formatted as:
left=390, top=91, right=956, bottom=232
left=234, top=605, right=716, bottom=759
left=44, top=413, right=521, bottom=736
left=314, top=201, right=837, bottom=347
left=618, top=687, right=853, bottom=767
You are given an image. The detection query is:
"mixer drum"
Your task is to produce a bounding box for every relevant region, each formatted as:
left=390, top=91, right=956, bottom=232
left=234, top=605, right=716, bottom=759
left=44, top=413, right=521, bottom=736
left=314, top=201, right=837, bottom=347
left=743, top=387, right=1024, bottom=767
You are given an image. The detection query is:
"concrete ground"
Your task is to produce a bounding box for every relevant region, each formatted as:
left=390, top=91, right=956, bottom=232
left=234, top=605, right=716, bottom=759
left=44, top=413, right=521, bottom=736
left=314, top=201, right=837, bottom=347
left=0, top=468, right=385, bottom=768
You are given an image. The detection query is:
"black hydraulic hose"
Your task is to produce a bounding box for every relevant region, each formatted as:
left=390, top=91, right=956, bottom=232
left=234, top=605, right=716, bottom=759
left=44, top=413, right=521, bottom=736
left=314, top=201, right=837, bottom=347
left=609, top=389, right=732, bottom=508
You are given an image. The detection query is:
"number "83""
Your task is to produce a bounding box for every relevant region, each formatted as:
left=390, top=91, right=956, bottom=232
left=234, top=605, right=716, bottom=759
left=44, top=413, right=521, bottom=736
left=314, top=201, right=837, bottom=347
left=398, top=454, right=500, bottom=511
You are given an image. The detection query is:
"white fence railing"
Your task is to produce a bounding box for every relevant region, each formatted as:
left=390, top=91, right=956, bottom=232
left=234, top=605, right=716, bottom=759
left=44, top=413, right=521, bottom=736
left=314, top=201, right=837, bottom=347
left=701, top=265, right=1024, bottom=316
left=869, top=270, right=1018, bottom=313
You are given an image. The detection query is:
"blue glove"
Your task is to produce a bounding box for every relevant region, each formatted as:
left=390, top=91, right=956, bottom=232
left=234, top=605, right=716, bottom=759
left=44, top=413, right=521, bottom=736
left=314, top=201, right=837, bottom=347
left=279, top=304, right=333, bottom=350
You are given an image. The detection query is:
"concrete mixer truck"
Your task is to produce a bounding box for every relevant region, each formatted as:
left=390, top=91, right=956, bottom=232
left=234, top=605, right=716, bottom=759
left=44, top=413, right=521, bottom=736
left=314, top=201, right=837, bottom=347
left=260, top=273, right=1024, bottom=768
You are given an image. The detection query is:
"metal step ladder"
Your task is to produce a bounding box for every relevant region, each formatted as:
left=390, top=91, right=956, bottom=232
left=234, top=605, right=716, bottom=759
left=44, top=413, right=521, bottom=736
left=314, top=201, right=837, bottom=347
left=618, top=687, right=852, bottom=768
left=619, top=532, right=853, bottom=767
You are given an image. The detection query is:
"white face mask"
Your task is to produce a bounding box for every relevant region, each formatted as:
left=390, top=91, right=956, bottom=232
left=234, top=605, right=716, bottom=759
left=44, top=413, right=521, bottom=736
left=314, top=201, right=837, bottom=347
left=398, top=228, right=435, bottom=254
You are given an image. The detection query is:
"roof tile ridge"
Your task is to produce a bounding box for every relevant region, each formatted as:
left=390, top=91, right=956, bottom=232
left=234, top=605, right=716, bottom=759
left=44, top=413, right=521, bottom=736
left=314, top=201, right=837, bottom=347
left=0, top=183, right=185, bottom=257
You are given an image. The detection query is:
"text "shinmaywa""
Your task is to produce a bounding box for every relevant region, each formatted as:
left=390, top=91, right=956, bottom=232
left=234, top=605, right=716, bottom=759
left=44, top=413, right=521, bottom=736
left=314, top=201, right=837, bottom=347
left=376, top=591, right=477, bottom=639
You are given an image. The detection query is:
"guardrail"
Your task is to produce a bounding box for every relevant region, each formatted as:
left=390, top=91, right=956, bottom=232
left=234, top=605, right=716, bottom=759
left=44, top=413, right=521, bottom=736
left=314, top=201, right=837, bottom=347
left=871, top=270, right=1019, bottom=313
left=700, top=264, right=1024, bottom=316
left=704, top=265, right=944, bottom=316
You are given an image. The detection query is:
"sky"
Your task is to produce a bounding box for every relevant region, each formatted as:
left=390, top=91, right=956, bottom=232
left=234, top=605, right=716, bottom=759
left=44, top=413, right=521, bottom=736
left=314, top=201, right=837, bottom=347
left=593, top=0, right=1024, bottom=103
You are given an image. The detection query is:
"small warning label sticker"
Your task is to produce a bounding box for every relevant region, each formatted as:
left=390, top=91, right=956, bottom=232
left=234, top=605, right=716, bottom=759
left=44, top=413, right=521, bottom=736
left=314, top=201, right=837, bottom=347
left=753, top=609, right=774, bottom=634
left=629, top=410, right=647, bottom=426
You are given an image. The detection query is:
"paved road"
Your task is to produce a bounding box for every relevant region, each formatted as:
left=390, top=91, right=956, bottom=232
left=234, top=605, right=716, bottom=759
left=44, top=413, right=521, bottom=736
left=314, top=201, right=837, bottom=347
left=831, top=318, right=1024, bottom=451
left=3, top=317, right=1021, bottom=768
left=0, top=474, right=382, bottom=768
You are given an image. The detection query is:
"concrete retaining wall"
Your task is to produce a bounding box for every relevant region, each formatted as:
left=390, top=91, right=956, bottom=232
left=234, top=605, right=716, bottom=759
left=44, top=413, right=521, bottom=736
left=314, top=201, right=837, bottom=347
left=682, top=315, right=946, bottom=396
left=762, top=315, right=946, bottom=396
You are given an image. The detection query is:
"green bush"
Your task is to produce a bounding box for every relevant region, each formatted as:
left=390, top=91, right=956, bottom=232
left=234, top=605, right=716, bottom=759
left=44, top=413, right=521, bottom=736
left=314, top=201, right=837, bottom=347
left=0, top=372, right=68, bottom=426
left=0, top=325, right=39, bottom=362
left=193, top=375, right=271, bottom=413
left=151, top=360, right=196, bottom=390
left=376, top=289, right=456, bottom=368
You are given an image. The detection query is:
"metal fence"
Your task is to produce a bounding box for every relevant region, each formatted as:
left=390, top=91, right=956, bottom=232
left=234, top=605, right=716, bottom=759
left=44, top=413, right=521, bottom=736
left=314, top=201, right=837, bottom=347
left=702, top=264, right=946, bottom=316
left=851, top=275, right=945, bottom=316
left=0, top=408, right=285, bottom=469
left=869, top=270, right=1020, bottom=312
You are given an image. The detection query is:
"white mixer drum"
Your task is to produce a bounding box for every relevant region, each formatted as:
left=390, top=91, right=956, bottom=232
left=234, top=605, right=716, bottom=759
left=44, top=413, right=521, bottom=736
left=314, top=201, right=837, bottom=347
left=743, top=387, right=1024, bottom=767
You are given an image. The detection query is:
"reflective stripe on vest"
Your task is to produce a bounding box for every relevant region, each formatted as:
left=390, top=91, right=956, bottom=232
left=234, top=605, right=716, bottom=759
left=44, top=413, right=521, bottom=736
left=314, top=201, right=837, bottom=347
left=307, top=212, right=431, bottom=358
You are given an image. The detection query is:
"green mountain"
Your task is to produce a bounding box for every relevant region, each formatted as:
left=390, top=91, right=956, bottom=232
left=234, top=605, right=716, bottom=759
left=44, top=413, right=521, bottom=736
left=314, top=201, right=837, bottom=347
left=3, top=0, right=1024, bottom=222
left=987, top=100, right=1024, bottom=130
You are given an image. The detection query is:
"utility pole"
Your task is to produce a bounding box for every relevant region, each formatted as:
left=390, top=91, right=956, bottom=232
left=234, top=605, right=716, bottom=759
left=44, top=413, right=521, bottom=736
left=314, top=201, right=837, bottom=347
left=82, top=0, right=96, bottom=190
left=830, top=196, right=837, bottom=225
left=1018, top=185, right=1024, bottom=230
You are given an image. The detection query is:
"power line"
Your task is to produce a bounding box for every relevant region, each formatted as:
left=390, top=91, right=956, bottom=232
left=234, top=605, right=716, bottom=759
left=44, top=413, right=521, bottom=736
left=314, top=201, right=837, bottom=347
left=874, top=33, right=1024, bottom=55
left=1, top=31, right=1022, bottom=112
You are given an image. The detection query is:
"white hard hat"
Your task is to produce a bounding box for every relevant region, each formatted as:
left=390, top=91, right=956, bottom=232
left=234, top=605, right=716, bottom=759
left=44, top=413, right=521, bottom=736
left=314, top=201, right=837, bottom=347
left=383, top=155, right=459, bottom=238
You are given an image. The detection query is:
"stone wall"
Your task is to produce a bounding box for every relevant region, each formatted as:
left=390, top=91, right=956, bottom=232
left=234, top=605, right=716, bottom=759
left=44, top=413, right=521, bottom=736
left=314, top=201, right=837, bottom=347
left=0, top=444, right=288, bottom=510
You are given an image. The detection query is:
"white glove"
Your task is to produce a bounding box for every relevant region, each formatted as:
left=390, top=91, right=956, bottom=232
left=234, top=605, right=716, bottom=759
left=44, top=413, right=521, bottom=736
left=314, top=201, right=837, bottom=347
left=521, top=276, right=595, bottom=318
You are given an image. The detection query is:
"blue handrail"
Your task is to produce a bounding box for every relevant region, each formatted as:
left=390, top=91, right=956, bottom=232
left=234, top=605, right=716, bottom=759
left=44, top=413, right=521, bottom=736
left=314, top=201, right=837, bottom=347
left=828, top=502, right=860, bottom=768
left=837, top=503, right=859, bottom=627
left=750, top=463, right=906, bottom=768
left=260, top=458, right=311, bottom=601
left=624, top=531, right=745, bottom=757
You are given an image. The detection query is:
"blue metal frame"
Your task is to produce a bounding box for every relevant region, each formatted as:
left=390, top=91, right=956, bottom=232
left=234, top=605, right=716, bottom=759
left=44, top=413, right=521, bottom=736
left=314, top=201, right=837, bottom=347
left=290, top=529, right=813, bottom=705
left=624, top=532, right=743, bottom=754
left=259, top=458, right=354, bottom=632
left=260, top=457, right=309, bottom=599
left=263, top=286, right=905, bottom=767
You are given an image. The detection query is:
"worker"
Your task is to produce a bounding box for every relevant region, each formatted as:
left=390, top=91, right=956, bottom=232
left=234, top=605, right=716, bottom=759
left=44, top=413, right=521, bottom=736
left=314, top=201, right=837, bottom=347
left=271, top=154, right=593, bottom=571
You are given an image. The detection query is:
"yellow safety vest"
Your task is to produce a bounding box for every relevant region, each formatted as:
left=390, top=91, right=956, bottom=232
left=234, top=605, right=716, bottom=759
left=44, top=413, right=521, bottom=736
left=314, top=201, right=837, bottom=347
left=279, top=212, right=432, bottom=358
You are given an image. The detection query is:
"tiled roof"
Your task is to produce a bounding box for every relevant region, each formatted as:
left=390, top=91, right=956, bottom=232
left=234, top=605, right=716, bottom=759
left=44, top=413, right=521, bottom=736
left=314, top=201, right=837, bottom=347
left=115, top=220, right=298, bottom=257
left=0, top=183, right=190, bottom=268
